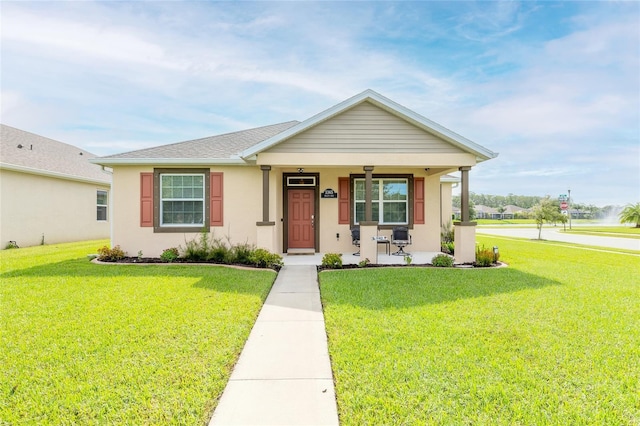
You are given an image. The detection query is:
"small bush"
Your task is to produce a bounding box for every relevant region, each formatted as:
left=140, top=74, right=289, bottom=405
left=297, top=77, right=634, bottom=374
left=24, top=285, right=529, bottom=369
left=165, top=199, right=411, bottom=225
left=475, top=245, right=498, bottom=267
left=160, top=247, right=179, bottom=263
left=5, top=241, right=19, bottom=249
left=181, top=235, right=208, bottom=261
left=97, top=245, right=126, bottom=262
left=441, top=221, right=454, bottom=244
left=358, top=258, right=370, bottom=268
left=404, top=255, right=413, bottom=265
left=441, top=241, right=455, bottom=255
left=322, top=253, right=343, bottom=269
left=431, top=253, right=454, bottom=267
left=208, top=246, right=230, bottom=263
left=230, top=243, right=254, bottom=265
left=249, top=248, right=284, bottom=269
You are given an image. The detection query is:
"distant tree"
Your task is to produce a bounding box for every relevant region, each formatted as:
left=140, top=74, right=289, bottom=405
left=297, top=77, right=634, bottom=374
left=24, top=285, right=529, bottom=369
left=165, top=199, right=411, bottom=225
left=619, top=203, right=640, bottom=228
left=532, top=196, right=560, bottom=239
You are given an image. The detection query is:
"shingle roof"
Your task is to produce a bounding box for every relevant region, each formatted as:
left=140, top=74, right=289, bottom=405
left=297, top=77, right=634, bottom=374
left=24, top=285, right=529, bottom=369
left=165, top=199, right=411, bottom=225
left=97, top=121, right=300, bottom=164
left=1, top=124, right=111, bottom=184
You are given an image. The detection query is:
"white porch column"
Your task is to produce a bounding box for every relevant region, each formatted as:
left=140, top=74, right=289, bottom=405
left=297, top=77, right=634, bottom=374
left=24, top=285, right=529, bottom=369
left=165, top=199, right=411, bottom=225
left=454, top=166, right=476, bottom=263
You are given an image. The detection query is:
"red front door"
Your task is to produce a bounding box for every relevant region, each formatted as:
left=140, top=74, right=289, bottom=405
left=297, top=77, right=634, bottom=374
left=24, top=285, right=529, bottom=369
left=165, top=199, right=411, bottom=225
left=288, top=189, right=315, bottom=249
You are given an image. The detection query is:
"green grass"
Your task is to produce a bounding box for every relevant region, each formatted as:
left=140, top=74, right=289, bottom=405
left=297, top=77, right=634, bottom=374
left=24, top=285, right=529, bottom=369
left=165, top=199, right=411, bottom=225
left=320, top=236, right=640, bottom=425
left=561, top=226, right=640, bottom=239
left=1, top=240, right=276, bottom=424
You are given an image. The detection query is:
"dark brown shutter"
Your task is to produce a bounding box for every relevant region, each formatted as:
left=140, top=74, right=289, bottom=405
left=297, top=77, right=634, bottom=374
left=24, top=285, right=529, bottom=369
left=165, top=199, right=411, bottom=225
left=140, top=173, right=154, bottom=227
left=338, top=177, right=350, bottom=224
left=210, top=172, right=224, bottom=226
left=414, top=177, right=425, bottom=225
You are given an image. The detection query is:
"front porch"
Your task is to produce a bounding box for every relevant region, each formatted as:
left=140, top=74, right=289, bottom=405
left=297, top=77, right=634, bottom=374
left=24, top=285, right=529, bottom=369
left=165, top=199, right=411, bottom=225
left=282, top=251, right=444, bottom=266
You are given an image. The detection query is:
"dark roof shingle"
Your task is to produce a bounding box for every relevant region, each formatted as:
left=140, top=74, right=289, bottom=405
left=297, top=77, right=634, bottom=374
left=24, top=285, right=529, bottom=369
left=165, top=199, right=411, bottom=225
left=1, top=124, right=111, bottom=183
left=99, top=121, right=300, bottom=161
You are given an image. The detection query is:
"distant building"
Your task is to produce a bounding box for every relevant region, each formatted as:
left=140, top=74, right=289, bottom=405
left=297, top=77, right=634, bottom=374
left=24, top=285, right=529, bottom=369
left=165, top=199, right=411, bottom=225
left=0, top=125, right=112, bottom=248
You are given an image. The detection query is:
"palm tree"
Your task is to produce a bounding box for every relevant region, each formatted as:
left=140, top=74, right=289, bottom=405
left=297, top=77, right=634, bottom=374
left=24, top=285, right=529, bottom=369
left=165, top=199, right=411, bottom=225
left=619, top=202, right=640, bottom=228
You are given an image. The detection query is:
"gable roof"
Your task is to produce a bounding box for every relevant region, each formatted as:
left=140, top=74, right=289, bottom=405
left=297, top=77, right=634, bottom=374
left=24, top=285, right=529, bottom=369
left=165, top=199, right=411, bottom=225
left=240, top=89, right=498, bottom=162
left=93, top=89, right=497, bottom=166
left=0, top=124, right=111, bottom=185
left=93, top=121, right=300, bottom=166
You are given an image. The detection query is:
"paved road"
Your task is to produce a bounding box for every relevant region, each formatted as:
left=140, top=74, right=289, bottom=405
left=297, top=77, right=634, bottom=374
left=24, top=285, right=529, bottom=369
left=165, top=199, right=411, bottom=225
left=477, top=226, right=640, bottom=251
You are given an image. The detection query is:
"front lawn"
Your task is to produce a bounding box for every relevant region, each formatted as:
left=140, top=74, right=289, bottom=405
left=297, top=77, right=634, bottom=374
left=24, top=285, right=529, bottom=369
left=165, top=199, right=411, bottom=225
left=0, top=240, right=276, bottom=424
left=320, top=236, right=640, bottom=424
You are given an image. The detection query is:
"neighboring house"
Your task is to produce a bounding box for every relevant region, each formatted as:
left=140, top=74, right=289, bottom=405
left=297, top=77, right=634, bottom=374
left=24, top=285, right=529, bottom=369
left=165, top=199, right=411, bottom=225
left=93, top=90, right=497, bottom=263
left=0, top=125, right=112, bottom=248
left=474, top=205, right=501, bottom=219
left=502, top=204, right=528, bottom=219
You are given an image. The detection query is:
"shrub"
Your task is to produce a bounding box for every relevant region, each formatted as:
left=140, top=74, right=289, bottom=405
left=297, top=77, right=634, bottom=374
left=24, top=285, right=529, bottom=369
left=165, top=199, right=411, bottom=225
left=97, top=245, right=126, bottom=262
left=160, top=247, right=179, bottom=263
left=322, top=253, right=343, bottom=269
left=441, top=241, right=455, bottom=255
left=230, top=243, right=254, bottom=265
left=404, top=255, right=413, bottom=265
left=431, top=253, right=454, bottom=267
left=5, top=241, right=19, bottom=249
left=441, top=221, right=454, bottom=244
left=475, top=245, right=498, bottom=267
left=208, top=246, right=230, bottom=263
left=358, top=258, right=370, bottom=268
left=180, top=230, right=229, bottom=261
left=249, top=248, right=284, bottom=269
left=181, top=230, right=210, bottom=261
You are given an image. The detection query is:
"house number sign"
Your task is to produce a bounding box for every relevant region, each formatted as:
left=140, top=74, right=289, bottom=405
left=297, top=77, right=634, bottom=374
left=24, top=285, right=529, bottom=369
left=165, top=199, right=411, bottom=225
left=321, top=188, right=338, bottom=198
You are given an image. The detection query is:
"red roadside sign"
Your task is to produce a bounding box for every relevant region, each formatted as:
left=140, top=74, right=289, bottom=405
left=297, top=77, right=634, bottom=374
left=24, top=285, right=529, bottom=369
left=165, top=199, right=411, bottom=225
left=561, top=202, right=568, bottom=210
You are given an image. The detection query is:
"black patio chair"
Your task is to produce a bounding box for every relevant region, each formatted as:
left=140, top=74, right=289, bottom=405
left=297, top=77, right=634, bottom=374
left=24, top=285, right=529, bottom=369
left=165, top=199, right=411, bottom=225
left=350, top=227, right=360, bottom=255
left=391, top=226, right=411, bottom=255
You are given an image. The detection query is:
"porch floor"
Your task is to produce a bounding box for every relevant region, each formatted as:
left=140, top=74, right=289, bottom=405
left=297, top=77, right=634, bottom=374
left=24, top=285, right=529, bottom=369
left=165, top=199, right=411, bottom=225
left=282, top=251, right=443, bottom=266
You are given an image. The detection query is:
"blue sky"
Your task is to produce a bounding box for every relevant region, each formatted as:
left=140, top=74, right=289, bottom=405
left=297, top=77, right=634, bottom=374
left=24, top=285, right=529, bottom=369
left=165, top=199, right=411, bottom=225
left=2, top=1, right=638, bottom=206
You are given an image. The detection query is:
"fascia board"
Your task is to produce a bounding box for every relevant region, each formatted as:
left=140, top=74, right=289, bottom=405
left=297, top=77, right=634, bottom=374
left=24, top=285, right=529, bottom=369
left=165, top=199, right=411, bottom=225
left=89, top=157, right=251, bottom=166
left=0, top=162, right=111, bottom=186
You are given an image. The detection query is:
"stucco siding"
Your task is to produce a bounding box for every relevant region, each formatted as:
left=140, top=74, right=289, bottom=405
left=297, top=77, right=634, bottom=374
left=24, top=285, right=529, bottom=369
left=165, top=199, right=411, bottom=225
left=0, top=170, right=110, bottom=248
left=265, top=102, right=466, bottom=154
left=111, top=166, right=265, bottom=257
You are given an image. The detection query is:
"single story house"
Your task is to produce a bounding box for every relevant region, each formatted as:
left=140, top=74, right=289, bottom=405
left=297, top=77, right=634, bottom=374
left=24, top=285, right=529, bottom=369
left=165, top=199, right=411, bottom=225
left=93, top=90, right=497, bottom=263
left=502, top=204, right=529, bottom=219
left=0, top=124, right=112, bottom=248
left=474, top=204, right=501, bottom=220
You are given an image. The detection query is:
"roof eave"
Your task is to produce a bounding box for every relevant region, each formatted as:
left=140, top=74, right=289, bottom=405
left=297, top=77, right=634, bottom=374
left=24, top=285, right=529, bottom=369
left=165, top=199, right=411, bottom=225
left=90, top=157, right=252, bottom=166
left=0, top=162, right=111, bottom=185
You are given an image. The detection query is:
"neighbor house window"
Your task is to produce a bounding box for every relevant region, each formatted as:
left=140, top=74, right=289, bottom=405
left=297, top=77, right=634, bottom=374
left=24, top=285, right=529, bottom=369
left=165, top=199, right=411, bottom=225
left=97, top=190, right=108, bottom=221
left=160, top=174, right=205, bottom=226
left=354, top=178, right=408, bottom=225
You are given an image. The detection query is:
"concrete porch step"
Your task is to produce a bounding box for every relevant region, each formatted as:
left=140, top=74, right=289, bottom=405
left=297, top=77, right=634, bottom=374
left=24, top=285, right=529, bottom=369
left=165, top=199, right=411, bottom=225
left=287, top=248, right=316, bottom=255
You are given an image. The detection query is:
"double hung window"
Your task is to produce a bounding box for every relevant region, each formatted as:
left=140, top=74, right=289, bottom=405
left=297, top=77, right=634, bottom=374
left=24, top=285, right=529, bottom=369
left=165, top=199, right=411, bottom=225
left=160, top=174, right=205, bottom=226
left=97, top=190, right=108, bottom=221
left=354, top=178, right=408, bottom=225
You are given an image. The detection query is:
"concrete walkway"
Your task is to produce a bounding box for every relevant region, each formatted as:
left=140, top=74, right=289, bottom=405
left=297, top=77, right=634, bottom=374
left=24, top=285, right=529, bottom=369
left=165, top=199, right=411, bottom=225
left=209, top=265, right=339, bottom=425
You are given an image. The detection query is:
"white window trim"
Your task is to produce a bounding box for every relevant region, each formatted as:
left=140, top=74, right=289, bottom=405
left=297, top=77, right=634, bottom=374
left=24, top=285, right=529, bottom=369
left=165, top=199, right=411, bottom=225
left=354, top=178, right=409, bottom=225
left=160, top=173, right=205, bottom=227
left=97, top=190, right=108, bottom=222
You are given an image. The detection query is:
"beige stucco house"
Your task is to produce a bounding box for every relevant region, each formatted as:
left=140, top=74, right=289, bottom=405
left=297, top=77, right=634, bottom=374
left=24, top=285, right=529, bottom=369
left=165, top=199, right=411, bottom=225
left=93, top=90, right=497, bottom=263
left=0, top=125, right=112, bottom=248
